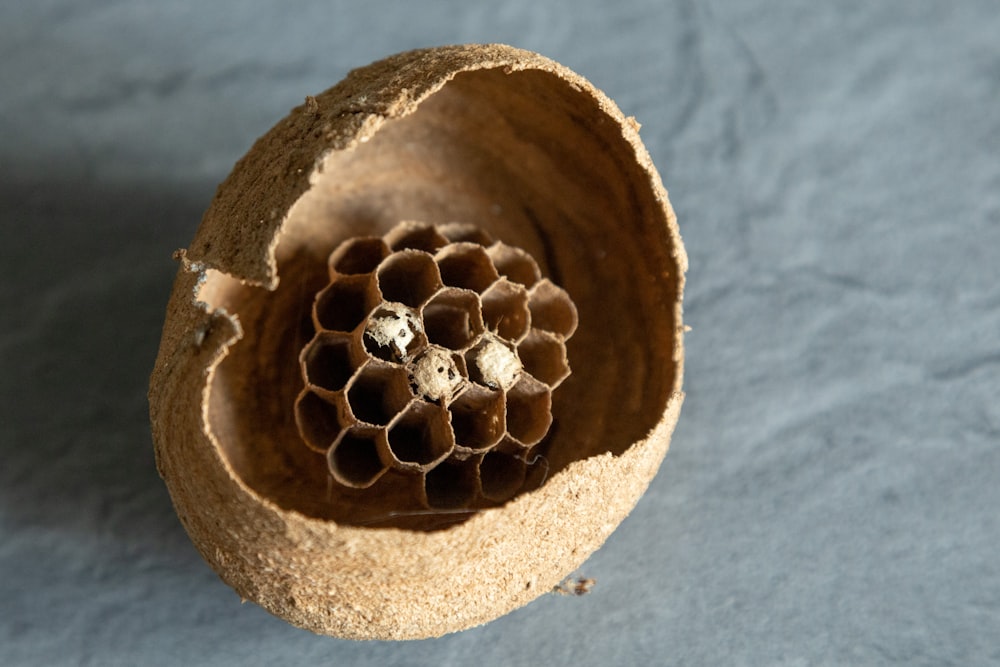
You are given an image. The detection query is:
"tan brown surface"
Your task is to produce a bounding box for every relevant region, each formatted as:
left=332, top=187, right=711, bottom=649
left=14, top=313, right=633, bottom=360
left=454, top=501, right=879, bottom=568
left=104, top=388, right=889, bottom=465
left=149, top=43, right=686, bottom=639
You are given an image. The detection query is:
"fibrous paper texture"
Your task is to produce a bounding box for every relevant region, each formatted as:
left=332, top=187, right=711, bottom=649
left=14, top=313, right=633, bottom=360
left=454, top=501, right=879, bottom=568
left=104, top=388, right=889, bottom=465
left=149, top=44, right=686, bottom=639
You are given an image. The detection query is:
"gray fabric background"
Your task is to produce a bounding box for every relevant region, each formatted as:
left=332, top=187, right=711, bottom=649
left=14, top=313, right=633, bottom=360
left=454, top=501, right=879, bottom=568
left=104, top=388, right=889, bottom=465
left=2, top=1, right=998, bottom=665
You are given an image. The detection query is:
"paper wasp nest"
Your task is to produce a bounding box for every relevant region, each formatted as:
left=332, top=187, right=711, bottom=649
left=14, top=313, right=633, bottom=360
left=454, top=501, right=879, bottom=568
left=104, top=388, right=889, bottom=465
left=150, top=44, right=686, bottom=640
left=296, top=221, right=577, bottom=509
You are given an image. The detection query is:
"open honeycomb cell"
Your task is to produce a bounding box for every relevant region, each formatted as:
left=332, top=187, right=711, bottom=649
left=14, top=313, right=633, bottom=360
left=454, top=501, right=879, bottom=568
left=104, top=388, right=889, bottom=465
left=294, top=221, right=577, bottom=510
left=301, top=332, right=359, bottom=392
left=328, top=236, right=390, bottom=276
left=479, top=450, right=528, bottom=502
left=422, top=288, right=484, bottom=350
left=314, top=273, right=381, bottom=333
left=527, top=279, right=579, bottom=338
left=346, top=361, right=413, bottom=426
left=449, top=385, right=505, bottom=453
left=436, top=222, right=493, bottom=246
left=487, top=243, right=541, bottom=288
left=328, top=425, right=388, bottom=488
left=435, top=243, right=500, bottom=293
left=505, top=374, right=553, bottom=446
left=517, top=329, right=571, bottom=388
left=481, top=279, right=531, bottom=342
left=294, top=389, right=347, bottom=452
left=376, top=250, right=442, bottom=308
left=423, top=458, right=479, bottom=509
left=386, top=401, right=454, bottom=470
left=384, top=221, right=449, bottom=253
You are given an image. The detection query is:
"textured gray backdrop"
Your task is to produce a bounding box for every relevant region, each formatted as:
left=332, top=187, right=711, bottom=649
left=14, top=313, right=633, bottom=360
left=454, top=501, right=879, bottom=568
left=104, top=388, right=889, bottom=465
left=2, top=1, right=998, bottom=665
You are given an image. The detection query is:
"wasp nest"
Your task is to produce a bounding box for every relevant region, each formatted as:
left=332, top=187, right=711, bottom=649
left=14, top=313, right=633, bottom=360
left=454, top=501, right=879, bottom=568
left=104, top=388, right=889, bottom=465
left=295, top=221, right=577, bottom=508
left=150, top=44, right=686, bottom=640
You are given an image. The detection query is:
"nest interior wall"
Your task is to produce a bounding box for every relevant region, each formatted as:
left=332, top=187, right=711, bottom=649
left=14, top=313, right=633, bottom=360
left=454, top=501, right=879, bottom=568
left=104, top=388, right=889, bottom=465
left=196, top=67, right=680, bottom=527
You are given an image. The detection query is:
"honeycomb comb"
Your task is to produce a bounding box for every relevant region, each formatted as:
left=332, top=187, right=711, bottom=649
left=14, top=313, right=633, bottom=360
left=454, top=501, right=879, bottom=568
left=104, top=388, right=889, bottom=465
left=294, top=221, right=577, bottom=509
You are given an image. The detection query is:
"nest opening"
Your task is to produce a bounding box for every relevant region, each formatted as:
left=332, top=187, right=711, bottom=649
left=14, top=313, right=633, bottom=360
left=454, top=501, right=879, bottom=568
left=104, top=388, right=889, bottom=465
left=346, top=362, right=412, bottom=426
left=421, top=288, right=484, bottom=350
left=376, top=251, right=442, bottom=308
left=329, top=237, right=389, bottom=275
left=479, top=451, right=528, bottom=502
left=435, top=243, right=500, bottom=293
left=301, top=334, right=356, bottom=391
left=449, top=385, right=506, bottom=451
left=387, top=402, right=453, bottom=468
left=198, top=66, right=680, bottom=530
left=481, top=279, right=531, bottom=341
left=314, top=274, right=379, bottom=333
left=329, top=428, right=386, bottom=488
left=424, top=459, right=479, bottom=509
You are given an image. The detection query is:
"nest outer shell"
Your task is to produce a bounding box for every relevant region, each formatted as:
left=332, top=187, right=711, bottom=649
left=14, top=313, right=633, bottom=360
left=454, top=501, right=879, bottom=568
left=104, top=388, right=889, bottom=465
left=149, top=43, right=686, bottom=640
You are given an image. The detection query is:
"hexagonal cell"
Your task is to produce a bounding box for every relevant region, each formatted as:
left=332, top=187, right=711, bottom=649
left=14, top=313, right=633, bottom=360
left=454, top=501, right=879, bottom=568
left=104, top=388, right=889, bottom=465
left=300, top=332, right=359, bottom=392
left=346, top=361, right=414, bottom=426
left=294, top=389, right=347, bottom=452
left=407, top=345, right=467, bottom=403
left=479, top=450, right=528, bottom=502
left=481, top=279, right=531, bottom=342
left=314, top=273, right=380, bottom=333
left=421, top=288, right=485, bottom=350
left=423, top=458, right=478, bottom=509
left=516, top=329, right=571, bottom=388
left=435, top=243, right=500, bottom=293
left=328, top=237, right=390, bottom=276
left=449, top=385, right=505, bottom=452
left=436, top=222, right=493, bottom=246
left=465, top=333, right=522, bottom=391
left=384, top=221, right=449, bottom=253
left=528, top=279, right=578, bottom=338
left=487, top=242, right=541, bottom=288
left=363, top=303, right=426, bottom=362
left=505, top=374, right=553, bottom=446
left=327, top=425, right=388, bottom=489
left=376, top=250, right=442, bottom=308
left=384, top=401, right=454, bottom=471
